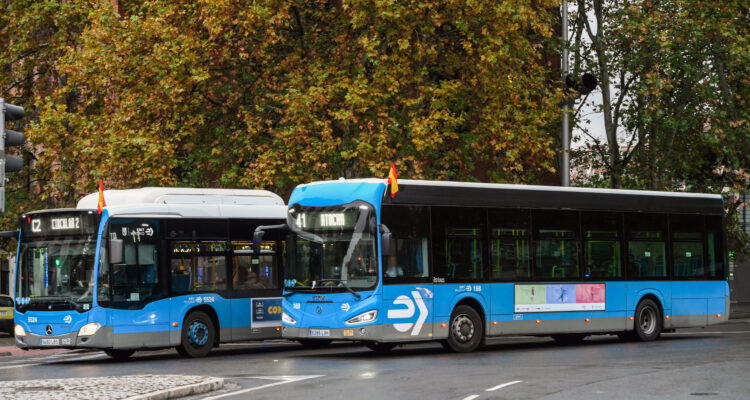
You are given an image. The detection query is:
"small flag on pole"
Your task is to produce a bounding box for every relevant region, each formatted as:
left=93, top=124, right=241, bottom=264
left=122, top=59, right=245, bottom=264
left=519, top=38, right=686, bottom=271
left=387, top=162, right=398, bottom=198
left=97, top=179, right=107, bottom=214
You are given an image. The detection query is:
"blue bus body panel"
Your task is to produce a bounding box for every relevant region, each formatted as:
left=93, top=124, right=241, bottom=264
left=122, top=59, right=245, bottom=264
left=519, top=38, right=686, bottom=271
left=289, top=181, right=386, bottom=209
left=432, top=284, right=489, bottom=321
left=15, top=310, right=89, bottom=337
left=282, top=291, right=378, bottom=342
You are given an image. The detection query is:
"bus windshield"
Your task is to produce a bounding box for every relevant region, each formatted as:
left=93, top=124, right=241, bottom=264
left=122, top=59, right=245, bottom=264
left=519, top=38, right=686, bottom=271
left=286, top=201, right=378, bottom=292
left=16, top=236, right=97, bottom=311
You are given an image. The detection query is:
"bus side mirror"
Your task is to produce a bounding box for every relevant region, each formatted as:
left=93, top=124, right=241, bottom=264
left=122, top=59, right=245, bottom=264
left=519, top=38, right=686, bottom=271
left=380, top=224, right=394, bottom=256
left=109, top=239, right=124, bottom=265
left=253, top=229, right=265, bottom=257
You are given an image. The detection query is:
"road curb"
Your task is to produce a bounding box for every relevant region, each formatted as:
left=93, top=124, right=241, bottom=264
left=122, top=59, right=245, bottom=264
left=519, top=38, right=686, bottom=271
left=126, top=377, right=224, bottom=400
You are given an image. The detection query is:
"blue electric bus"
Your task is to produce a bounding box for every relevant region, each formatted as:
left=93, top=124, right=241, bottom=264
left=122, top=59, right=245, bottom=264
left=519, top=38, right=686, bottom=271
left=275, top=179, right=728, bottom=352
left=13, top=188, right=287, bottom=359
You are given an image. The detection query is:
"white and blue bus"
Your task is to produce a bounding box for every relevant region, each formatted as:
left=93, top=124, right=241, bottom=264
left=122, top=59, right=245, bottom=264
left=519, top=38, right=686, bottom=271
left=13, top=188, right=286, bottom=359
left=276, top=179, right=728, bottom=352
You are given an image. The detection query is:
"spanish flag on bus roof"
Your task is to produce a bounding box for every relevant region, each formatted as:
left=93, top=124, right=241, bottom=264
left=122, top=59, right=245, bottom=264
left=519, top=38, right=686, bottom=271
left=387, top=162, right=398, bottom=198
left=97, top=179, right=107, bottom=214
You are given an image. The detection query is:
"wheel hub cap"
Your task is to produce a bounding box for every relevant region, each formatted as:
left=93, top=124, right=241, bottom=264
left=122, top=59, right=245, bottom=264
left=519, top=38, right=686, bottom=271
left=452, top=315, right=474, bottom=343
left=188, top=321, right=209, bottom=347
left=640, top=307, right=656, bottom=335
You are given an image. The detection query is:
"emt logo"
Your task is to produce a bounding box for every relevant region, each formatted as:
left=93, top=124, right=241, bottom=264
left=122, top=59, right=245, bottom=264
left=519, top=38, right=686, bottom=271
left=387, top=291, right=428, bottom=336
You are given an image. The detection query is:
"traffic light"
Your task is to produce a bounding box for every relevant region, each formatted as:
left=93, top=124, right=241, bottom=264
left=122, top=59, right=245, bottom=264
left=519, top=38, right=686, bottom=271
left=1, top=98, right=26, bottom=213
left=565, top=73, right=598, bottom=97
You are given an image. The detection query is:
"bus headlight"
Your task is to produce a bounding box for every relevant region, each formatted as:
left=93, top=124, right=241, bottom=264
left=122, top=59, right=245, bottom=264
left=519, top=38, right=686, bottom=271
left=78, top=322, right=101, bottom=336
left=345, top=310, right=377, bottom=325
left=14, top=324, right=26, bottom=337
left=282, top=312, right=296, bottom=325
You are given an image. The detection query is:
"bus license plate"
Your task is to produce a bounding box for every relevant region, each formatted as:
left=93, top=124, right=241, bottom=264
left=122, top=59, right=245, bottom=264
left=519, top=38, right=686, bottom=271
left=0, top=311, right=6, bottom=315
left=309, top=329, right=330, bottom=337
left=41, top=338, right=60, bottom=346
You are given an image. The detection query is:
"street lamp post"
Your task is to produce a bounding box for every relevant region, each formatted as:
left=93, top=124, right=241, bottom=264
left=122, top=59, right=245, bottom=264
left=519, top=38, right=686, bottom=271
left=561, top=0, right=570, bottom=187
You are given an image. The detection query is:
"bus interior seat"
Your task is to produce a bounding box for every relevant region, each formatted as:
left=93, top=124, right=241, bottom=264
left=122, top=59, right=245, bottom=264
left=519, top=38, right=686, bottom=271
left=172, top=274, right=191, bottom=292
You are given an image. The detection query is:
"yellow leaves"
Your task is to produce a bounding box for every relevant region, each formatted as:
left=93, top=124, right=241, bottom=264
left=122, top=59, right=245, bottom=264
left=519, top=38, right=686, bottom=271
left=397, top=38, right=410, bottom=51
left=3, top=0, right=564, bottom=217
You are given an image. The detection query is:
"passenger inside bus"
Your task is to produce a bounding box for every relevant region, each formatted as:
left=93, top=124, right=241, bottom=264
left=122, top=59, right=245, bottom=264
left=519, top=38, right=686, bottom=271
left=234, top=267, right=257, bottom=290
left=385, top=254, right=404, bottom=277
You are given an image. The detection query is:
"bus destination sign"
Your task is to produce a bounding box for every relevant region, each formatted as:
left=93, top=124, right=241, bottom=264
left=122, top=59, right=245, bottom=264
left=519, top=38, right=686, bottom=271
left=20, top=211, right=99, bottom=238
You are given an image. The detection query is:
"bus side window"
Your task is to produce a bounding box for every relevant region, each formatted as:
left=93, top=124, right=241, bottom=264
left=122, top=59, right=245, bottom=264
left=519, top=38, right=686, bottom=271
left=170, top=241, right=228, bottom=292
left=432, top=206, right=485, bottom=282
left=381, top=205, right=431, bottom=283
left=581, top=212, right=623, bottom=279
left=625, top=213, right=667, bottom=279
left=671, top=214, right=705, bottom=278
left=705, top=215, right=725, bottom=279
left=106, top=218, right=162, bottom=306
left=445, top=228, right=483, bottom=280
left=532, top=210, right=580, bottom=280
left=488, top=209, right=530, bottom=280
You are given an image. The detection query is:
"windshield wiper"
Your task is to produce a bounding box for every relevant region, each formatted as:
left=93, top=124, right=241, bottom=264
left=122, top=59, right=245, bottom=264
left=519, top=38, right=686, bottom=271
left=315, top=279, right=361, bottom=299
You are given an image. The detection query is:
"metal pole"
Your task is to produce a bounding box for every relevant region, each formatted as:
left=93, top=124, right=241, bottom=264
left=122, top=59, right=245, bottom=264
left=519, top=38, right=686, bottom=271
left=561, top=0, right=570, bottom=187
left=0, top=98, right=6, bottom=213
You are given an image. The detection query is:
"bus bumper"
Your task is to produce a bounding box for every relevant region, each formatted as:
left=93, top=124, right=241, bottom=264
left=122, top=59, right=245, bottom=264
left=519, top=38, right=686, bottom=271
left=15, top=325, right=114, bottom=350
left=282, top=324, right=386, bottom=342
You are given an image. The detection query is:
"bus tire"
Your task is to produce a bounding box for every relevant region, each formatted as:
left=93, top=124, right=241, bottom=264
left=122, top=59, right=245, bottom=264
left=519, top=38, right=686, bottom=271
left=366, top=342, right=396, bottom=353
left=177, top=311, right=215, bottom=358
left=104, top=349, right=135, bottom=361
left=633, top=298, right=661, bottom=342
left=444, top=305, right=483, bottom=353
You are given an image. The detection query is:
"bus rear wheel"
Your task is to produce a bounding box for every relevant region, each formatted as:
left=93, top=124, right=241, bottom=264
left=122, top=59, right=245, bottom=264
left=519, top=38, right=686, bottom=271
left=104, top=349, right=135, bottom=361
left=634, top=298, right=662, bottom=341
left=177, top=311, right=215, bottom=358
left=444, top=305, right=483, bottom=353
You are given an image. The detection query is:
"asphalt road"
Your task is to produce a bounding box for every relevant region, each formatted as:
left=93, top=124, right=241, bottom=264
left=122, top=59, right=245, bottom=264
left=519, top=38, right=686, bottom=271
left=1, top=320, right=749, bottom=400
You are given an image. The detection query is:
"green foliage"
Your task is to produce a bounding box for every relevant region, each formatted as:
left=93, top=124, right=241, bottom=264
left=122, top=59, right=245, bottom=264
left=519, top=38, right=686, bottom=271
left=572, top=0, right=748, bottom=193
left=570, top=0, right=749, bottom=252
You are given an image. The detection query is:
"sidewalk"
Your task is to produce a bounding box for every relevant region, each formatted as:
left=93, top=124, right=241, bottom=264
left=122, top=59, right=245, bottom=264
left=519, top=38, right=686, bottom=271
left=730, top=301, right=750, bottom=320
left=0, top=375, right=224, bottom=400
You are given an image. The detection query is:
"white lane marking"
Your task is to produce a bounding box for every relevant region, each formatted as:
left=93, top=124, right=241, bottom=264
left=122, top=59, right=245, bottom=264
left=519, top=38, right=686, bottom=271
left=666, top=331, right=750, bottom=335
left=486, top=380, right=523, bottom=392
left=461, top=395, right=480, bottom=400
left=71, top=353, right=107, bottom=361
left=202, top=375, right=323, bottom=400
left=0, top=363, right=36, bottom=370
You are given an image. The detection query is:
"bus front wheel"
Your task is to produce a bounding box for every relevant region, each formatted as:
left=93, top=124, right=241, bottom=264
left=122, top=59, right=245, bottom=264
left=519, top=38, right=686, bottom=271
left=444, top=305, right=483, bottom=353
left=177, top=311, right=215, bottom=358
left=633, top=298, right=662, bottom=342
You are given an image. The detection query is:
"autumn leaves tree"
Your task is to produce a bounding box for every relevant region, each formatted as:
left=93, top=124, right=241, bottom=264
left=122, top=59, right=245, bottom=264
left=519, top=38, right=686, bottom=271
left=4, top=0, right=562, bottom=219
